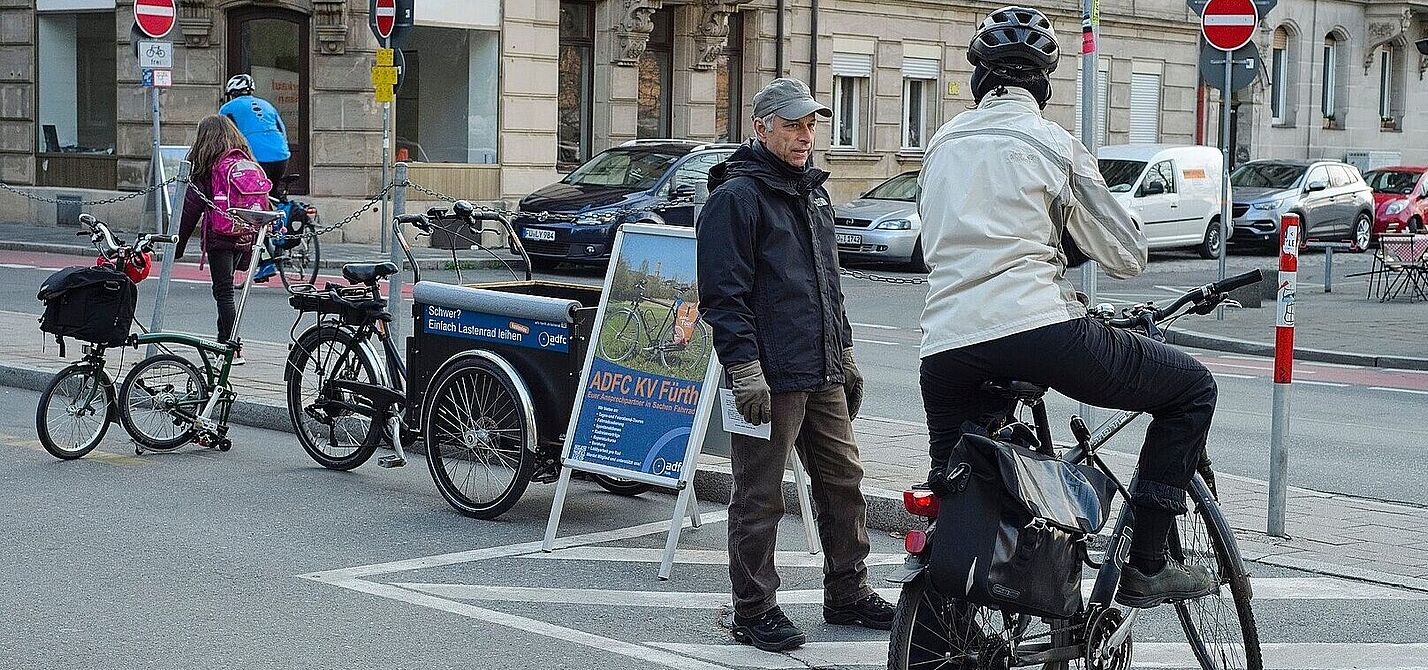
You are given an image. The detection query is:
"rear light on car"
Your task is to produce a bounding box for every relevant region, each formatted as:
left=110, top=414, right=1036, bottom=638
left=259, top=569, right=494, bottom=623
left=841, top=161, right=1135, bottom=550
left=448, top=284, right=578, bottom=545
left=904, top=529, right=928, bottom=554
left=903, top=489, right=939, bottom=518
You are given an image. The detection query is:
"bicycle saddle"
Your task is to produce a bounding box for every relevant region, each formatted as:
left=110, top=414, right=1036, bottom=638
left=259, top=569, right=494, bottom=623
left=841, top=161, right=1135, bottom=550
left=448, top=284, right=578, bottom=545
left=343, top=262, right=399, bottom=285
left=981, top=379, right=1049, bottom=402
left=227, top=208, right=283, bottom=227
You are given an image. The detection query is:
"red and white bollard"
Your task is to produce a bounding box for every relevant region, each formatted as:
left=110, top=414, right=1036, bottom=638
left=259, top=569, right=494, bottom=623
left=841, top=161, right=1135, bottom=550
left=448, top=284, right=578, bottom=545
left=1268, top=213, right=1299, bottom=537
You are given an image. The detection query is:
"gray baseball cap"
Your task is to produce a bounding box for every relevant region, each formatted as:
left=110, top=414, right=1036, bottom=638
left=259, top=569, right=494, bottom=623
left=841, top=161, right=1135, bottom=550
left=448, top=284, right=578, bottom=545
left=752, top=78, right=832, bottom=121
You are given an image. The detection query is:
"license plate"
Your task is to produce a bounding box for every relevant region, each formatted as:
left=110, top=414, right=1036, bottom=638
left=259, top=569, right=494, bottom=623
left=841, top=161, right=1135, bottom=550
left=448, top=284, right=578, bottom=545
left=836, top=233, right=862, bottom=246
left=523, top=228, right=556, bottom=242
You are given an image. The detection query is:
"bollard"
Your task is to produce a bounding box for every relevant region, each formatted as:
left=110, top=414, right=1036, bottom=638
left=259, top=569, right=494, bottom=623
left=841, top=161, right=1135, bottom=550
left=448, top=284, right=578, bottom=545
left=1323, top=243, right=1333, bottom=293
left=1267, top=212, right=1299, bottom=538
left=389, top=162, right=407, bottom=345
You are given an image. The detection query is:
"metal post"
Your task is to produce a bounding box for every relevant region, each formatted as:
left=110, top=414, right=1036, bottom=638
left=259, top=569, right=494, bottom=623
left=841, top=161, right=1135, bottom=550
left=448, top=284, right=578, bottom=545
left=1217, top=57, right=1232, bottom=320
left=1323, top=244, right=1333, bottom=293
left=379, top=102, right=391, bottom=255
left=147, top=161, right=188, bottom=358
left=1268, top=213, right=1299, bottom=538
left=389, top=162, right=407, bottom=343
left=145, top=87, right=168, bottom=357
left=1078, top=0, right=1100, bottom=424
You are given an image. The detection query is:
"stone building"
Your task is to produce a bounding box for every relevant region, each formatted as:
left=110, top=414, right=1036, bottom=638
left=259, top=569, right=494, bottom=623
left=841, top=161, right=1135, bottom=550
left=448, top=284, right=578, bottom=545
left=0, top=0, right=1206, bottom=241
left=1235, top=1, right=1428, bottom=171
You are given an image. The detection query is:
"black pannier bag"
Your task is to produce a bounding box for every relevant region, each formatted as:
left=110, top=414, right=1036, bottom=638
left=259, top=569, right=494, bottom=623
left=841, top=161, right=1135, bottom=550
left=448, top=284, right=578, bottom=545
left=37, top=266, right=138, bottom=349
left=929, top=429, right=1116, bottom=620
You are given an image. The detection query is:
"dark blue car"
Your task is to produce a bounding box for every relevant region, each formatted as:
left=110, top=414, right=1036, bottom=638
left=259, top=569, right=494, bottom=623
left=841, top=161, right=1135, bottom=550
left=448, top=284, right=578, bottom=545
left=514, top=140, right=738, bottom=271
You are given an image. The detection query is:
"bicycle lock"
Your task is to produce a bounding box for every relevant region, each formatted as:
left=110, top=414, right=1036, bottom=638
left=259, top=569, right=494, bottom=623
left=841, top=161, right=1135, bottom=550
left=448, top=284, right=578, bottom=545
left=1268, top=212, right=1300, bottom=538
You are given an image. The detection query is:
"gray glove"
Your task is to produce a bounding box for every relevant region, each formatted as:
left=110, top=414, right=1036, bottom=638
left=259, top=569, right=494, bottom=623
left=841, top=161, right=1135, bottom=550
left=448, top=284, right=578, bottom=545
left=727, top=360, right=772, bottom=426
left=842, top=347, right=864, bottom=419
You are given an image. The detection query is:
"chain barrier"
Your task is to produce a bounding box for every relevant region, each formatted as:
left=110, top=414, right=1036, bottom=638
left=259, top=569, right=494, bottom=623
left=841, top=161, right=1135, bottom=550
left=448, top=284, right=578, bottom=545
left=838, top=267, right=928, bottom=285
left=0, top=177, right=178, bottom=207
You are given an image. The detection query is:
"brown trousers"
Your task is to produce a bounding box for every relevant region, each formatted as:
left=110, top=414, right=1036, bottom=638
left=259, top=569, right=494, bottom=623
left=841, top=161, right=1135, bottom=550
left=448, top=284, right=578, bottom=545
left=727, top=386, right=874, bottom=617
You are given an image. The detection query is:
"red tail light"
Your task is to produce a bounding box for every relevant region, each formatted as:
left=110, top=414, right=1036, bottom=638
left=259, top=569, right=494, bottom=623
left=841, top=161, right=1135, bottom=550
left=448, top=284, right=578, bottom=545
left=304, top=206, right=318, bottom=216
left=903, top=489, right=940, bottom=518
left=904, top=529, right=928, bottom=554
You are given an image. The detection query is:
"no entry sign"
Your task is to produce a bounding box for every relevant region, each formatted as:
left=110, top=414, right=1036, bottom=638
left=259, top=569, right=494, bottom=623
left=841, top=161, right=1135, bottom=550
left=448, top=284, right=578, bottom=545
left=373, top=0, right=396, bottom=40
left=134, top=0, right=176, bottom=39
left=1201, top=0, right=1258, bottom=51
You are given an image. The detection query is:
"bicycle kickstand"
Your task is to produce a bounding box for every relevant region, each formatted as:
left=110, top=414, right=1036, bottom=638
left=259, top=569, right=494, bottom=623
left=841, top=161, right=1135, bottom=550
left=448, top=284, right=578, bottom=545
left=377, top=413, right=408, bottom=468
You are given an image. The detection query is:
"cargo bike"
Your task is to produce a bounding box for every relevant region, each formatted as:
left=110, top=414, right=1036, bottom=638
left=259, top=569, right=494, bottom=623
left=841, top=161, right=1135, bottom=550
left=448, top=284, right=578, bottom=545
left=284, top=202, right=666, bottom=519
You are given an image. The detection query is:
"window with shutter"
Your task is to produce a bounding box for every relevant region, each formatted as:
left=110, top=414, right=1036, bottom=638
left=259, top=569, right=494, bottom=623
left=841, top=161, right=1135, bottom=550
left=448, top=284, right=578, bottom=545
left=1128, top=72, right=1161, bottom=144
left=1074, top=64, right=1110, bottom=148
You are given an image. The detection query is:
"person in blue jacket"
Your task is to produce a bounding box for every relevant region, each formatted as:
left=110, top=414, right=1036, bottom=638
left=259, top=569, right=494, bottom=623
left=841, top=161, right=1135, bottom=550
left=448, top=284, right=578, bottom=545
left=219, top=74, right=291, bottom=187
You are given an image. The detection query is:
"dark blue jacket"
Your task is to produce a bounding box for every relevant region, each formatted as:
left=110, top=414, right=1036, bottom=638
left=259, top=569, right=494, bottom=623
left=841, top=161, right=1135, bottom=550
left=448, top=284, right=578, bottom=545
left=696, top=142, right=853, bottom=393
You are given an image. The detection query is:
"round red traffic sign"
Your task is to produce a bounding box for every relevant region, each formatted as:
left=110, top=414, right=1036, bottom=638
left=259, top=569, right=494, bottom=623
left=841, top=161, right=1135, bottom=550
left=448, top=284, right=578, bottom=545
left=134, top=0, right=176, bottom=39
left=1201, top=0, right=1258, bottom=51
left=374, top=0, right=396, bottom=39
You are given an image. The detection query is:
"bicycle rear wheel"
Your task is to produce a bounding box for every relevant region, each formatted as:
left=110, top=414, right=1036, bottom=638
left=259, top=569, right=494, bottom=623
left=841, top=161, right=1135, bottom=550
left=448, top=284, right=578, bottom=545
left=598, top=307, right=646, bottom=363
left=285, top=326, right=383, bottom=470
left=888, top=574, right=1029, bottom=670
left=36, top=364, right=113, bottom=459
left=277, top=233, right=321, bottom=290
left=1171, top=474, right=1262, bottom=670
left=422, top=356, right=534, bottom=519
left=117, top=354, right=206, bottom=451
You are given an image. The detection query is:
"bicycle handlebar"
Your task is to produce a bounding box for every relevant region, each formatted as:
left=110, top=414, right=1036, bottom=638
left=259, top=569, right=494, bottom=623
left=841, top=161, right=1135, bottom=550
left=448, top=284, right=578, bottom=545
left=1103, top=269, right=1264, bottom=329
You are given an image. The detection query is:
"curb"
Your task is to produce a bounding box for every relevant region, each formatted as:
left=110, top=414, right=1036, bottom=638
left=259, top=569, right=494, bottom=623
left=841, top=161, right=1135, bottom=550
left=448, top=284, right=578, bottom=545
left=5, top=359, right=1422, bottom=592
left=0, top=240, right=522, bottom=273
left=1167, top=328, right=1428, bottom=372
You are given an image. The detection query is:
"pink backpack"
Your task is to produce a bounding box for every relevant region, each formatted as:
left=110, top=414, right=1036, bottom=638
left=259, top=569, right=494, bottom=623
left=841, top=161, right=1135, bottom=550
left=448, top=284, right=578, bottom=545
left=205, top=148, right=272, bottom=244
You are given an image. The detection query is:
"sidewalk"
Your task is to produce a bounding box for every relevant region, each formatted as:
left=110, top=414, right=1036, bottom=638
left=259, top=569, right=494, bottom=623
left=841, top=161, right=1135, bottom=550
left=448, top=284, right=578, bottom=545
left=2, top=307, right=1423, bottom=593
left=0, top=222, right=524, bottom=272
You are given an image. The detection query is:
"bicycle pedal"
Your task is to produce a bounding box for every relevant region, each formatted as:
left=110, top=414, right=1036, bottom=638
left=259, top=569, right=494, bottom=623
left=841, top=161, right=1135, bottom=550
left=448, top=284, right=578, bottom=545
left=378, top=455, right=406, bottom=468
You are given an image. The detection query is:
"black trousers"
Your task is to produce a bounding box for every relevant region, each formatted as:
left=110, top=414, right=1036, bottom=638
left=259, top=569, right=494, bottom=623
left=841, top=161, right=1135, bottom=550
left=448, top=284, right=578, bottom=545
left=259, top=159, right=288, bottom=194
left=207, top=248, right=240, bottom=344
left=920, top=317, right=1217, bottom=515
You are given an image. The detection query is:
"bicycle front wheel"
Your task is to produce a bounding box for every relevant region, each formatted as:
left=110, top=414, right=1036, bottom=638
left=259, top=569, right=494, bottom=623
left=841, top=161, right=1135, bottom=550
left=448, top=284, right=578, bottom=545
left=1172, top=474, right=1262, bottom=670
left=37, top=364, right=114, bottom=459
left=423, top=356, right=534, bottom=519
left=117, top=354, right=206, bottom=451
left=285, top=326, right=383, bottom=470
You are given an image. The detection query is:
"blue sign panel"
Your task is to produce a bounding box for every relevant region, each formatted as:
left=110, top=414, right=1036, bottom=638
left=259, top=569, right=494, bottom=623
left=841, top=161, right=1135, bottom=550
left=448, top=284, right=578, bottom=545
left=421, top=304, right=570, bottom=353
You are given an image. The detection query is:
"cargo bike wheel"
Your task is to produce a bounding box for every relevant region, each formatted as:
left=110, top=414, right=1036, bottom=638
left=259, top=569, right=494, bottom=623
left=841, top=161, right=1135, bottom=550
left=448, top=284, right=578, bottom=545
left=422, top=356, right=536, bottom=520
left=37, top=362, right=115, bottom=460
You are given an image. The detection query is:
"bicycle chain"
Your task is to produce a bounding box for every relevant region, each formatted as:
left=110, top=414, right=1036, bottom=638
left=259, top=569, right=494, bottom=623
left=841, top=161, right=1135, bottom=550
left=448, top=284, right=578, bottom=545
left=0, top=177, right=177, bottom=206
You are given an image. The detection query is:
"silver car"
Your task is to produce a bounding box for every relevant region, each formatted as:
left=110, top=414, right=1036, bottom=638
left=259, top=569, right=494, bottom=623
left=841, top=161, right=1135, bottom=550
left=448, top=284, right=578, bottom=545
left=833, top=171, right=926, bottom=272
left=1230, top=160, right=1376, bottom=250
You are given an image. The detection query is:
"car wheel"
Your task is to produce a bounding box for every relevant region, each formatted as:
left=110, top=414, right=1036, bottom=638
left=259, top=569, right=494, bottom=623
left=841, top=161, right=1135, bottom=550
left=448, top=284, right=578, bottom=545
left=1196, top=219, right=1223, bottom=259
left=1350, top=212, right=1373, bottom=253
left=905, top=240, right=930, bottom=273
left=1409, top=217, right=1423, bottom=234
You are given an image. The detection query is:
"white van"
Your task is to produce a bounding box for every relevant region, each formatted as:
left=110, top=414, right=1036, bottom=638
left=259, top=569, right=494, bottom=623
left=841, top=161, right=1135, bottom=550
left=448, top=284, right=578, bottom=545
left=1098, top=144, right=1226, bottom=259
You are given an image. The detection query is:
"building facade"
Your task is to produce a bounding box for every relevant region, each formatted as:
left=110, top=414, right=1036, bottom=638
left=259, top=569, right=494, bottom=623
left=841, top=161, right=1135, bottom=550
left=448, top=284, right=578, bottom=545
left=1, top=0, right=1205, bottom=241
left=1237, top=1, right=1428, bottom=171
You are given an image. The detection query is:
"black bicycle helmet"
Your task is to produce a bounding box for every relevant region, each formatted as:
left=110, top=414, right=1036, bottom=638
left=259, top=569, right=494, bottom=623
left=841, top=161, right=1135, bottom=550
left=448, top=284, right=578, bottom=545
left=968, top=6, right=1060, bottom=74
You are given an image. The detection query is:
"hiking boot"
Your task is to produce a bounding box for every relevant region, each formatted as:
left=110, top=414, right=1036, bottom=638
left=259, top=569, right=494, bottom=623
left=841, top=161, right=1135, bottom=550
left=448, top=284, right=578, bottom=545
left=824, top=592, right=897, bottom=630
left=1116, top=560, right=1218, bottom=609
left=731, top=606, right=806, bottom=652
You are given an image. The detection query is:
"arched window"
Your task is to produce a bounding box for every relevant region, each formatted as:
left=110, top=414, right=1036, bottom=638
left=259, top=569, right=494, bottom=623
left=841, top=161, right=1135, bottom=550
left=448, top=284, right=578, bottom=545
left=1319, top=32, right=1349, bottom=127
left=1269, top=26, right=1295, bottom=126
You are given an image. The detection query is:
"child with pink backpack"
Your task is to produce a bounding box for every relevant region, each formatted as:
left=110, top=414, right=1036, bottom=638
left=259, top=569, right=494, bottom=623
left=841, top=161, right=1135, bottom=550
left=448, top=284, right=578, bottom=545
left=175, top=115, right=273, bottom=365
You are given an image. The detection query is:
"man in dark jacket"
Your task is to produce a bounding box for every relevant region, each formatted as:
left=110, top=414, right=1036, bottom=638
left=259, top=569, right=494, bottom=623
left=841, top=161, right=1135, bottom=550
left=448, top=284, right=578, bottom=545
left=696, top=78, right=893, bottom=653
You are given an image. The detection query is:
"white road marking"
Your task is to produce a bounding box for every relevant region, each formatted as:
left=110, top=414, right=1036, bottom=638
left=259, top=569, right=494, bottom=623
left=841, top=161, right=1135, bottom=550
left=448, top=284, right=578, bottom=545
left=852, top=337, right=902, bottom=346
left=850, top=322, right=899, bottom=331
left=1297, top=380, right=1349, bottom=388
left=653, top=641, right=1428, bottom=670
left=857, top=414, right=928, bottom=428
left=1370, top=387, right=1428, bottom=395
left=518, top=547, right=906, bottom=568
left=1212, top=372, right=1257, bottom=380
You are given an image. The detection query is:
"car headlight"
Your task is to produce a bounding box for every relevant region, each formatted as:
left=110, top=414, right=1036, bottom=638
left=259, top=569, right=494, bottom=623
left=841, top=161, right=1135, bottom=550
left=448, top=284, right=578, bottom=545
left=875, top=219, right=913, bottom=230
left=1385, top=199, right=1409, bottom=216
left=1251, top=199, right=1285, bottom=211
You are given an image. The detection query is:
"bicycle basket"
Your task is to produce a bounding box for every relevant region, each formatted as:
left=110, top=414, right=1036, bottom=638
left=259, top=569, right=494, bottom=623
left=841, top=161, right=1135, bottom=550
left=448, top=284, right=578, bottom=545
left=37, top=265, right=137, bottom=347
left=928, top=428, right=1115, bottom=619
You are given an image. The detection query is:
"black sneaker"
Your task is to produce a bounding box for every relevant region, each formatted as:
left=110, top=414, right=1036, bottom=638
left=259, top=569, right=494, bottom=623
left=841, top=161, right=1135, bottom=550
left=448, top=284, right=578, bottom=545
left=731, top=606, right=806, bottom=652
left=824, top=592, right=896, bottom=631
left=1116, top=560, right=1218, bottom=609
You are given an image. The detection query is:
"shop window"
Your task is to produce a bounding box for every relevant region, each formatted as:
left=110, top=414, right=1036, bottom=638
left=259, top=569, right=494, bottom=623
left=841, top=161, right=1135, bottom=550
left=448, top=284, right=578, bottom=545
left=228, top=8, right=309, bottom=193
left=715, top=13, right=745, bottom=143
left=395, top=26, right=500, bottom=164
left=36, top=10, right=117, bottom=189
left=558, top=1, right=595, bottom=168
left=637, top=9, right=674, bottom=139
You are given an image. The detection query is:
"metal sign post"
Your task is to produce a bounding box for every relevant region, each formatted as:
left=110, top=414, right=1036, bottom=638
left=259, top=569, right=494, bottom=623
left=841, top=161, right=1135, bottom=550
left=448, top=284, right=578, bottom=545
left=1077, top=0, right=1101, bottom=424
left=1268, top=213, right=1299, bottom=537
left=134, top=2, right=176, bottom=350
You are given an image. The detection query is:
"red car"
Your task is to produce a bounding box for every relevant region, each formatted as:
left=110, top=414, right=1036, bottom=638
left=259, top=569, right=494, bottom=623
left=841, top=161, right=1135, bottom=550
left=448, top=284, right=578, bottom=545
left=1363, top=166, right=1428, bottom=237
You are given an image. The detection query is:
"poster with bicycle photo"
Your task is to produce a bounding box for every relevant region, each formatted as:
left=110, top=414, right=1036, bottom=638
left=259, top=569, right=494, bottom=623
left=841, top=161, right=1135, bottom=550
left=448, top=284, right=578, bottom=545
left=560, top=224, right=721, bottom=486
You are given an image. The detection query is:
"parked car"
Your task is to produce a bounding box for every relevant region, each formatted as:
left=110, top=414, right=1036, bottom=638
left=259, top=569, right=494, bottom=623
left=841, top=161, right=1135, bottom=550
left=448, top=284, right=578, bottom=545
left=1229, top=159, right=1376, bottom=251
left=513, top=139, right=738, bottom=271
left=833, top=171, right=926, bottom=272
left=1362, top=166, right=1428, bottom=235
left=1098, top=144, right=1225, bottom=258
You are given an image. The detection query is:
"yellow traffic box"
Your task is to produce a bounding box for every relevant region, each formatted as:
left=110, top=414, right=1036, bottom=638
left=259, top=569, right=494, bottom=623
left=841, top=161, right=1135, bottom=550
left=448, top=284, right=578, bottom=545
left=371, top=66, right=398, bottom=86
left=376, top=47, right=394, bottom=67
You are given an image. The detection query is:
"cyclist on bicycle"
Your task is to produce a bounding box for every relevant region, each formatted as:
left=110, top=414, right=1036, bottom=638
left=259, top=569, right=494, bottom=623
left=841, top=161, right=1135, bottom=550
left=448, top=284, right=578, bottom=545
left=918, top=6, right=1218, bottom=608
left=220, top=74, right=291, bottom=188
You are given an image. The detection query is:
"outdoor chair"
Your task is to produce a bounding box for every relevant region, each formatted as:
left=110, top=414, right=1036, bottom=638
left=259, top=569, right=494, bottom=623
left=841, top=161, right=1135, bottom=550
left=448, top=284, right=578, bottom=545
left=1366, top=234, right=1428, bottom=302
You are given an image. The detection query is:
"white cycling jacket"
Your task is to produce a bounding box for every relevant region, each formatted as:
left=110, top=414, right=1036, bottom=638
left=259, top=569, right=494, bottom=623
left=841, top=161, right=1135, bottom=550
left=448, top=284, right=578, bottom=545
left=917, top=87, right=1147, bottom=357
